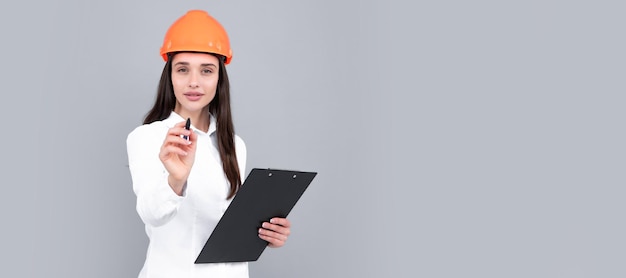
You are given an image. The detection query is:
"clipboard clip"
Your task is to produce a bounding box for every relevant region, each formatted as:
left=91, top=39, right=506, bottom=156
left=267, top=169, right=298, bottom=179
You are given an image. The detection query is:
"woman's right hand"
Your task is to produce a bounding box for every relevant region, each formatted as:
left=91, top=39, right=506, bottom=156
left=159, top=121, right=197, bottom=195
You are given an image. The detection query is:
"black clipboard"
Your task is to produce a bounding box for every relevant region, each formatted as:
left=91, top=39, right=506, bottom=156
left=195, top=168, right=317, bottom=263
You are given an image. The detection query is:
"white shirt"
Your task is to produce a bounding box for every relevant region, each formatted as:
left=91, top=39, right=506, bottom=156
left=127, top=111, right=248, bottom=278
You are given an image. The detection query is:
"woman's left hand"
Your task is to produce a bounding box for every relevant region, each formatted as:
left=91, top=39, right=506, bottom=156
left=259, top=218, right=291, bottom=248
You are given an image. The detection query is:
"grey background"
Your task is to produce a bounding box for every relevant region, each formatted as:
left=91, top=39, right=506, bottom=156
left=1, top=0, right=624, bottom=277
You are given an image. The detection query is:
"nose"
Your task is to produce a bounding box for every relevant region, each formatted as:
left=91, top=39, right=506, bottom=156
left=188, top=72, right=199, bottom=88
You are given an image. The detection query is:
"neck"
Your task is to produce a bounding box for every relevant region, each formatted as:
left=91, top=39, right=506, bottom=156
left=175, top=108, right=210, bottom=132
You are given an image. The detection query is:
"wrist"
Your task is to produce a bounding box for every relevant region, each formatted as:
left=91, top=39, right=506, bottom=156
left=167, top=175, right=186, bottom=196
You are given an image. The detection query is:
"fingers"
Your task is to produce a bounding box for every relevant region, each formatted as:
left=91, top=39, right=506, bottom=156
left=160, top=144, right=188, bottom=157
left=160, top=131, right=192, bottom=158
left=159, top=122, right=196, bottom=161
left=269, top=217, right=291, bottom=228
left=163, top=125, right=194, bottom=147
left=158, top=121, right=198, bottom=188
left=258, top=229, right=287, bottom=248
left=259, top=234, right=285, bottom=248
left=168, top=125, right=193, bottom=144
left=261, top=221, right=291, bottom=237
left=258, top=218, right=291, bottom=248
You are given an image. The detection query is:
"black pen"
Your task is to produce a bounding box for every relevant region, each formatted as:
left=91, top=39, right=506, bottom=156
left=183, top=118, right=191, bottom=140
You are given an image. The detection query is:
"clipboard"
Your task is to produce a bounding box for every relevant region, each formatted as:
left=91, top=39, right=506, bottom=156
left=195, top=168, right=317, bottom=263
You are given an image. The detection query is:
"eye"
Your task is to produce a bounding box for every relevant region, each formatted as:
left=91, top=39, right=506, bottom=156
left=176, top=67, right=188, bottom=73
left=202, top=68, right=213, bottom=74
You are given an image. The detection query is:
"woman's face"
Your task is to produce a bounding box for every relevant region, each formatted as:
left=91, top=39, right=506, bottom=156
left=171, top=52, right=219, bottom=116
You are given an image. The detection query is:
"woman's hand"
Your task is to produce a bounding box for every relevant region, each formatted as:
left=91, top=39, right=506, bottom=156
left=159, top=121, right=197, bottom=195
left=259, top=218, right=291, bottom=248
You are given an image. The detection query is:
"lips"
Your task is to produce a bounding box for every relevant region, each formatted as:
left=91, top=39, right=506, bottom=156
left=184, top=92, right=204, bottom=101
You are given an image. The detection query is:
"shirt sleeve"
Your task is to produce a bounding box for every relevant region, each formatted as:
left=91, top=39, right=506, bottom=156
left=235, top=135, right=247, bottom=182
left=127, top=125, right=184, bottom=227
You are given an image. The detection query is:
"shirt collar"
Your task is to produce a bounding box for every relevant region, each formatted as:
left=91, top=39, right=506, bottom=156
left=164, top=111, right=217, bottom=136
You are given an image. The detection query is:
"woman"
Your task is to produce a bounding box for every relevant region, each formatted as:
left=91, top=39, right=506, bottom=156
left=126, top=10, right=291, bottom=277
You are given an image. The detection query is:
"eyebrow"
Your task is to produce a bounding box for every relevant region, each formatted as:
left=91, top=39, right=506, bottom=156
left=173, top=61, right=217, bottom=67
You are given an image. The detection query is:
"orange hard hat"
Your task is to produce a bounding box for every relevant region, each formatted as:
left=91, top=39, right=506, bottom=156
left=160, top=10, right=233, bottom=64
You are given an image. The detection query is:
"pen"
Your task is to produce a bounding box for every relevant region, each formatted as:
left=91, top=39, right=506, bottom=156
left=183, top=118, right=191, bottom=140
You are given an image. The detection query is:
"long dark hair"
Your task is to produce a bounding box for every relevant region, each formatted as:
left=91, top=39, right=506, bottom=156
left=143, top=52, right=241, bottom=199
